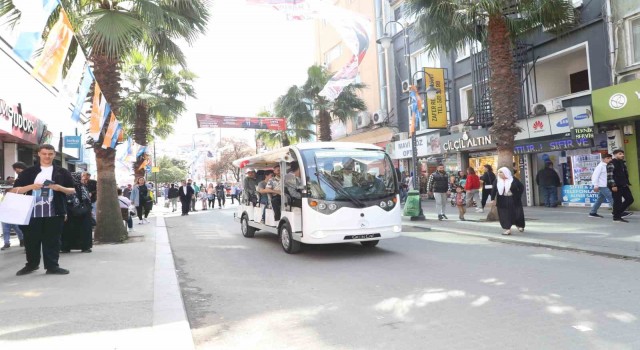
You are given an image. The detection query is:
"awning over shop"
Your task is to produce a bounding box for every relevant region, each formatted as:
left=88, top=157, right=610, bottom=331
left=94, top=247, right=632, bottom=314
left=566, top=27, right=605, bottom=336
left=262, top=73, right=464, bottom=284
left=334, top=126, right=395, bottom=145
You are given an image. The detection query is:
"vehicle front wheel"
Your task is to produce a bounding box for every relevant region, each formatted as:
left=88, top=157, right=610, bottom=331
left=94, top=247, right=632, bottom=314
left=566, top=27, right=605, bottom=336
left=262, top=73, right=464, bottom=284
left=279, top=222, right=301, bottom=254
left=241, top=214, right=256, bottom=238
left=360, top=240, right=379, bottom=248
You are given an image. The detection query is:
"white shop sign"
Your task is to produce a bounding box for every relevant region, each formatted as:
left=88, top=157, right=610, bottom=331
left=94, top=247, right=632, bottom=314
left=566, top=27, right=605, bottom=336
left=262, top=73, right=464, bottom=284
left=392, top=135, right=428, bottom=159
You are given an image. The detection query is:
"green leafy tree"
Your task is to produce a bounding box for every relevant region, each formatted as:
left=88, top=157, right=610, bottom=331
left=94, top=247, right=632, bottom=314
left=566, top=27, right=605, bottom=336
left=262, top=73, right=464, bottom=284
left=407, top=0, right=575, bottom=170
left=0, top=0, right=209, bottom=242
left=119, top=50, right=196, bottom=178
left=276, top=65, right=366, bottom=142
left=155, top=156, right=187, bottom=184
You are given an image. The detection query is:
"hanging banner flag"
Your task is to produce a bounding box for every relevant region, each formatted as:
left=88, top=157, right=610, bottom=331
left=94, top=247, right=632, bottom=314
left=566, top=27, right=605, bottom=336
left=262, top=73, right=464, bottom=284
left=12, top=0, right=59, bottom=61
left=71, top=66, right=93, bottom=122
left=424, top=67, right=447, bottom=129
left=110, top=124, right=122, bottom=148
left=61, top=52, right=87, bottom=102
left=248, top=0, right=370, bottom=101
left=196, top=113, right=286, bottom=130
left=32, top=10, right=74, bottom=85
left=100, top=102, right=111, bottom=130
left=89, top=83, right=102, bottom=138
left=117, top=127, right=125, bottom=143
left=409, top=85, right=423, bottom=136
left=101, top=113, right=118, bottom=149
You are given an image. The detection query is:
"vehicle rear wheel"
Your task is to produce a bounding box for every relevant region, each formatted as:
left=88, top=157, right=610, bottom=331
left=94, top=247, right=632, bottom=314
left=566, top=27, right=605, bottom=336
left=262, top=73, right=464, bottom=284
left=241, top=214, right=256, bottom=238
left=360, top=240, right=379, bottom=248
left=279, top=222, right=301, bottom=254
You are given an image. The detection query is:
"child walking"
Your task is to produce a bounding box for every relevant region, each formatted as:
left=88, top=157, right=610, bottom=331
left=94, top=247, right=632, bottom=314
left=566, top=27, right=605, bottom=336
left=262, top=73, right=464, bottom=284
left=455, top=185, right=466, bottom=221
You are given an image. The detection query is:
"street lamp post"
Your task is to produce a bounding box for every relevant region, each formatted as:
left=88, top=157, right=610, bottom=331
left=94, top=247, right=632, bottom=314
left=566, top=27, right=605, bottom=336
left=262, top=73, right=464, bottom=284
left=377, top=21, right=434, bottom=221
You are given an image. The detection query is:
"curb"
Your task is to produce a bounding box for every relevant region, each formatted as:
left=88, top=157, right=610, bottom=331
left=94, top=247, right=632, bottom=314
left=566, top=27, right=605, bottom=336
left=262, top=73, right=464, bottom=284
left=152, top=216, right=195, bottom=349
left=404, top=224, right=640, bottom=262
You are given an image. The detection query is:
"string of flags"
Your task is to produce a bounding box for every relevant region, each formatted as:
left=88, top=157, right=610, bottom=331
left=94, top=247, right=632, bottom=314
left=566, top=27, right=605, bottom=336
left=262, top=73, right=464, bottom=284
left=9, top=0, right=123, bottom=150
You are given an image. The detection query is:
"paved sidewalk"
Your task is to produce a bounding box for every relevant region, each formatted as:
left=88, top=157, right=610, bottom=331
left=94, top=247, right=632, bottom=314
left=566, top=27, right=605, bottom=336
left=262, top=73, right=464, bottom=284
left=404, top=199, right=640, bottom=260
left=0, top=214, right=193, bottom=350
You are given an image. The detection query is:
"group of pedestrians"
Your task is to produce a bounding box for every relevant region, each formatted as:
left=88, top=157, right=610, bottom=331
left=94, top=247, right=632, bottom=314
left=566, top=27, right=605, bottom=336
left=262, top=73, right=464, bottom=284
left=589, top=150, right=634, bottom=222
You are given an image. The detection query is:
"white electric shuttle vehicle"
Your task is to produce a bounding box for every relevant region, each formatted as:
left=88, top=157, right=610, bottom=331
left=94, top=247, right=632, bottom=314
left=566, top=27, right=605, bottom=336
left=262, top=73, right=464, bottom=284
left=233, top=142, right=402, bottom=254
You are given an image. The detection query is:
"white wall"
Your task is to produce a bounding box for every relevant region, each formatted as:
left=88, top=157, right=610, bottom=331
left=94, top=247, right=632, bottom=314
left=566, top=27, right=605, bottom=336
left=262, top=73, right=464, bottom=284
left=535, top=47, right=588, bottom=102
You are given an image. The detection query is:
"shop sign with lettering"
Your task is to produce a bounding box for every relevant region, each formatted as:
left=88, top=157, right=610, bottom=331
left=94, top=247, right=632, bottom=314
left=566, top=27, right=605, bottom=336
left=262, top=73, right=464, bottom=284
left=571, top=127, right=594, bottom=140
left=392, top=135, right=428, bottom=159
left=440, top=128, right=495, bottom=153
left=514, top=137, right=593, bottom=154
left=0, top=99, right=38, bottom=144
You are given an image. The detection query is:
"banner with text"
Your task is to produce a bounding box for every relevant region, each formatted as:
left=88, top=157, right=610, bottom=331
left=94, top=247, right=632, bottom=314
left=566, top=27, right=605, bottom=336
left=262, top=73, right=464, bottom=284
left=196, top=114, right=286, bottom=131
left=424, top=67, right=447, bottom=129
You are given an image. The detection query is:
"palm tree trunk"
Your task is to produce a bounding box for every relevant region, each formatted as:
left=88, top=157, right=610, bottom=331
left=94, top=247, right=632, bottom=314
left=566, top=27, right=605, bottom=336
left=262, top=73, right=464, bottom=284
left=91, top=53, right=127, bottom=242
left=133, top=101, right=149, bottom=179
left=318, top=110, right=332, bottom=142
left=487, top=14, right=521, bottom=171
left=485, top=15, right=522, bottom=222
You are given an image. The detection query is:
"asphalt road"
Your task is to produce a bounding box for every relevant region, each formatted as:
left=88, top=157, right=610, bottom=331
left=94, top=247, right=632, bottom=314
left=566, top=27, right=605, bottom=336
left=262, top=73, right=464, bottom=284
left=166, top=207, right=640, bottom=350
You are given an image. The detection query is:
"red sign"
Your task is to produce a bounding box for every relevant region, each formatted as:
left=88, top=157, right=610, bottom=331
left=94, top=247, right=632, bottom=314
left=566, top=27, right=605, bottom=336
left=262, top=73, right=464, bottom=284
left=196, top=114, right=286, bottom=131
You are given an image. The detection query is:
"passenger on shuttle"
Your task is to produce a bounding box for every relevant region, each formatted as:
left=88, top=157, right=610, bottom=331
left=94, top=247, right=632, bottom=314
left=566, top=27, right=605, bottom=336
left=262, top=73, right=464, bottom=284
left=332, top=158, right=367, bottom=187
left=284, top=161, right=302, bottom=208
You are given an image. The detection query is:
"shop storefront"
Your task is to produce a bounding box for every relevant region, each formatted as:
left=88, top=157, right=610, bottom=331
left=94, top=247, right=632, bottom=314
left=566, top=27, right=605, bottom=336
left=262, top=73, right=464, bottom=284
left=592, top=79, right=640, bottom=211
left=440, top=128, right=497, bottom=176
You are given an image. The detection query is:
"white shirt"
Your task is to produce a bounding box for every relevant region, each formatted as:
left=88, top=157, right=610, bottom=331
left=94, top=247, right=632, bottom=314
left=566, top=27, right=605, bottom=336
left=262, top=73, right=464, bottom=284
left=118, top=195, right=131, bottom=209
left=34, top=165, right=53, bottom=184
left=343, top=173, right=353, bottom=187
left=591, top=161, right=608, bottom=188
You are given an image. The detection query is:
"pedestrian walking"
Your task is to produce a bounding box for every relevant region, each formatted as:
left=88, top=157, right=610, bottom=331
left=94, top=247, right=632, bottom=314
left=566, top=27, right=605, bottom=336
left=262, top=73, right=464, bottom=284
left=168, top=183, right=179, bottom=212
left=11, top=144, right=76, bottom=275
left=1, top=222, right=24, bottom=251
left=198, top=187, right=208, bottom=210
left=130, top=177, right=152, bottom=224
left=118, top=188, right=134, bottom=232
left=179, top=180, right=195, bottom=216
left=190, top=181, right=199, bottom=212
left=608, top=149, right=634, bottom=223
left=464, top=167, right=481, bottom=210
left=427, top=164, right=450, bottom=220
left=455, top=185, right=466, bottom=221
left=81, top=172, right=98, bottom=224
left=479, top=164, right=496, bottom=212
left=123, top=184, right=132, bottom=199
left=215, top=182, right=226, bottom=208
left=536, top=162, right=561, bottom=207
left=589, top=153, right=613, bottom=218
left=61, top=172, right=93, bottom=253
left=206, top=183, right=216, bottom=208
left=230, top=184, right=238, bottom=204
left=491, top=167, right=525, bottom=235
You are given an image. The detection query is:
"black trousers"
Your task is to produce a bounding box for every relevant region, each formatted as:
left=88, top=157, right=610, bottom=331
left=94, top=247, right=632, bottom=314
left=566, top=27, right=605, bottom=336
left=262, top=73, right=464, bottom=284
left=21, top=216, right=64, bottom=270
left=612, top=186, right=634, bottom=219
left=180, top=198, right=190, bottom=214
left=217, top=195, right=225, bottom=207
left=271, top=195, right=282, bottom=221
left=481, top=188, right=495, bottom=209
left=136, top=204, right=151, bottom=220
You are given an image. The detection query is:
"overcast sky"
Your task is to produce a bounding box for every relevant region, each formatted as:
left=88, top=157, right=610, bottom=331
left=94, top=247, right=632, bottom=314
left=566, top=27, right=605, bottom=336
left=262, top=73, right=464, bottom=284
left=164, top=0, right=316, bottom=149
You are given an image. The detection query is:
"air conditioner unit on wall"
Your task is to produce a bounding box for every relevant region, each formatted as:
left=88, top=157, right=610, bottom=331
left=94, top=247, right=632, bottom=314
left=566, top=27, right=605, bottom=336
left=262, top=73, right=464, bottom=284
left=372, top=110, right=386, bottom=125
left=356, top=112, right=370, bottom=129
left=401, top=80, right=410, bottom=93
left=531, top=99, right=563, bottom=116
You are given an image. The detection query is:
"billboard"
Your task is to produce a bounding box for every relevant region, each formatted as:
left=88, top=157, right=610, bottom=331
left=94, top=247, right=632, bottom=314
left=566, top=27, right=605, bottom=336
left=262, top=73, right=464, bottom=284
left=424, top=67, right=447, bottom=129
left=196, top=114, right=286, bottom=131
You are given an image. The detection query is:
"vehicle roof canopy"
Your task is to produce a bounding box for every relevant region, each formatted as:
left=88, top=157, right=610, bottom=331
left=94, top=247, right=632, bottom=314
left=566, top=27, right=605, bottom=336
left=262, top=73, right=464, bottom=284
left=232, top=142, right=383, bottom=169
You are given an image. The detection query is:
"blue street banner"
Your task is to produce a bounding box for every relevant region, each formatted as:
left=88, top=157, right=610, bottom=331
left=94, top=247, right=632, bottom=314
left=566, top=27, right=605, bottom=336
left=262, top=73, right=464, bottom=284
left=63, top=136, right=81, bottom=148
left=561, top=185, right=610, bottom=207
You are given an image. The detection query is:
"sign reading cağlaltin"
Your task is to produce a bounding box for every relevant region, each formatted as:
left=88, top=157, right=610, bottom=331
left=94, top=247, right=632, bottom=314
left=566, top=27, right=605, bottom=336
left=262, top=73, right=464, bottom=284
left=592, top=79, right=640, bottom=122
left=440, top=128, right=495, bottom=153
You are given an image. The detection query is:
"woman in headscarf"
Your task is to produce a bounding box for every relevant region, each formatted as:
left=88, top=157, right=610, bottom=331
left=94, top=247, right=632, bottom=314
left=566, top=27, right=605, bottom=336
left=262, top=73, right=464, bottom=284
left=62, top=172, right=93, bottom=253
left=491, top=167, right=525, bottom=235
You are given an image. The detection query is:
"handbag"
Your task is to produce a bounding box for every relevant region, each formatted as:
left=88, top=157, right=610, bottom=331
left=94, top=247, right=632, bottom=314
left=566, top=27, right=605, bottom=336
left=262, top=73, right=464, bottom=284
left=0, top=192, right=36, bottom=225
left=70, top=202, right=91, bottom=216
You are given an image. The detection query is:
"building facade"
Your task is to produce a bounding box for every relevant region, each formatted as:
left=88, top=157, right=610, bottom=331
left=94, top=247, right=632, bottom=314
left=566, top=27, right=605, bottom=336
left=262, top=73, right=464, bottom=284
left=383, top=0, right=616, bottom=207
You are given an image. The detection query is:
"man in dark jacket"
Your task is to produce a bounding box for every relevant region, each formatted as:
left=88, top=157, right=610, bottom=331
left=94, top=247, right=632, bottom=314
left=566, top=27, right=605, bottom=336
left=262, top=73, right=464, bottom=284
left=11, top=144, right=76, bottom=276
left=178, top=180, right=194, bottom=216
left=427, top=164, right=450, bottom=220
left=536, top=162, right=561, bottom=207
left=168, top=184, right=179, bottom=212
left=607, top=149, right=634, bottom=222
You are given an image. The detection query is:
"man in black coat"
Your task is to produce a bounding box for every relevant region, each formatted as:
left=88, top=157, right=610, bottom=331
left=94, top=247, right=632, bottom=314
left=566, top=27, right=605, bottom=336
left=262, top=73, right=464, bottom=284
left=11, top=144, right=76, bottom=276
left=178, top=180, right=194, bottom=216
left=536, top=162, right=561, bottom=207
left=607, top=149, right=634, bottom=222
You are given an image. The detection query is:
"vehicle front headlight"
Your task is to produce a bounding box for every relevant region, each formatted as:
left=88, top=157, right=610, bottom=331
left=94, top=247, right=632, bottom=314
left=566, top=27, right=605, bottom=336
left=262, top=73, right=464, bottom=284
left=387, top=200, right=394, bottom=207
left=328, top=203, right=338, bottom=211
left=318, top=203, right=327, bottom=210
left=379, top=201, right=387, bottom=208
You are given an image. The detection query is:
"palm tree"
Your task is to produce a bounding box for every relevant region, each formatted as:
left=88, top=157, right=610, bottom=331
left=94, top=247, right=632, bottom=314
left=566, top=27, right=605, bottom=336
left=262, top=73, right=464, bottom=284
left=407, top=0, right=574, bottom=170
left=255, top=87, right=316, bottom=148
left=294, top=65, right=367, bottom=141
left=119, top=50, right=196, bottom=178
left=0, top=0, right=209, bottom=242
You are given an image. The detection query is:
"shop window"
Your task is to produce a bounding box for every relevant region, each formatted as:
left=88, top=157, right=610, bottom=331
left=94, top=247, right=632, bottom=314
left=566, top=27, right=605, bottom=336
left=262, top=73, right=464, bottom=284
left=411, top=49, right=439, bottom=80
left=531, top=43, right=590, bottom=102
left=459, top=85, right=474, bottom=122
left=627, top=15, right=640, bottom=66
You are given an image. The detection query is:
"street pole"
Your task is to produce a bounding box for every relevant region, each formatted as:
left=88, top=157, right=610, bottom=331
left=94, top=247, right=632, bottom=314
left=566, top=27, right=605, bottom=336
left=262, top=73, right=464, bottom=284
left=153, top=142, right=158, bottom=204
